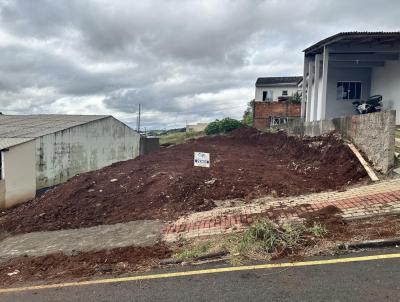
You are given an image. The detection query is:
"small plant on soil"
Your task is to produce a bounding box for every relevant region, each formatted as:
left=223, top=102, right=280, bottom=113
left=173, top=241, right=211, bottom=261
left=224, top=219, right=329, bottom=263
left=308, top=223, right=328, bottom=237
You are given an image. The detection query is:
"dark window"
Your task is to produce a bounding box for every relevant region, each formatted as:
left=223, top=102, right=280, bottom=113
left=337, top=81, right=362, bottom=100
left=282, top=90, right=288, bottom=96
left=262, top=90, right=273, bottom=101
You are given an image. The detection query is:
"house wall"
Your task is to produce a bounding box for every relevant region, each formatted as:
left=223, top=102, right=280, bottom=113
left=3, top=140, right=36, bottom=208
left=186, top=123, right=208, bottom=132
left=255, top=86, right=301, bottom=102
left=325, top=67, right=372, bottom=119
left=36, top=116, right=140, bottom=189
left=253, top=101, right=301, bottom=129
left=371, top=60, right=400, bottom=124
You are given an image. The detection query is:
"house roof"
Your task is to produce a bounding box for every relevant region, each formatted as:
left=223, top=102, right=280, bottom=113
left=255, top=76, right=303, bottom=87
left=0, top=137, right=35, bottom=150
left=0, top=115, right=110, bottom=148
left=304, top=31, right=400, bottom=54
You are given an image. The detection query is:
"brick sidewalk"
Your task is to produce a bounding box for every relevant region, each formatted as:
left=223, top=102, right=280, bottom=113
left=163, top=179, right=400, bottom=241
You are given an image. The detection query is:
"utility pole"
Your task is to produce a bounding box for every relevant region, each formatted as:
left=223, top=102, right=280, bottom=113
left=138, top=103, right=141, bottom=133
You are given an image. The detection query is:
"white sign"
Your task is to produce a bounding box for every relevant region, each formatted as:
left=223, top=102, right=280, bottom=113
left=194, top=152, right=210, bottom=168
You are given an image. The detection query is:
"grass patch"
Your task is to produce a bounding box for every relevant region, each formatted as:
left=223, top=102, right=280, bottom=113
left=159, top=131, right=204, bottom=146
left=396, top=129, right=400, bottom=139
left=173, top=219, right=328, bottom=264
left=225, top=219, right=309, bottom=263
left=173, top=241, right=211, bottom=261
left=308, top=222, right=328, bottom=237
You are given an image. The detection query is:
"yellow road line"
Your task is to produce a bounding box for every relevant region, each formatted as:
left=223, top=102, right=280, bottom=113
left=1, top=253, right=399, bottom=294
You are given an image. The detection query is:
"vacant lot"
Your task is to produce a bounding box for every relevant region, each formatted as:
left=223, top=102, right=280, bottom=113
left=0, top=127, right=366, bottom=235
left=159, top=131, right=204, bottom=146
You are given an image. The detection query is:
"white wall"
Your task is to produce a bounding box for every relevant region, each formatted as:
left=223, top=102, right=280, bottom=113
left=4, top=140, right=36, bottom=208
left=371, top=60, right=400, bottom=124
left=36, top=117, right=141, bottom=189
left=325, top=67, right=372, bottom=119
left=255, top=86, right=301, bottom=102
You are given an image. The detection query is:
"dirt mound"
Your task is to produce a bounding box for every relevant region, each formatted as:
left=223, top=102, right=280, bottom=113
left=0, top=243, right=171, bottom=287
left=0, top=128, right=367, bottom=234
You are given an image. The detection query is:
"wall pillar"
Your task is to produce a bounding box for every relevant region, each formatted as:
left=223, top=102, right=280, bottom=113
left=301, top=55, right=309, bottom=119
left=313, top=54, right=322, bottom=121
left=306, top=58, right=314, bottom=122
left=319, top=46, right=329, bottom=120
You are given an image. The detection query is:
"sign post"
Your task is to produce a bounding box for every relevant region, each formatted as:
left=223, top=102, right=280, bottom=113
left=194, top=152, right=210, bottom=168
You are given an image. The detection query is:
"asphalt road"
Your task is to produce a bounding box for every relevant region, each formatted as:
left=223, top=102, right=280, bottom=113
left=1, top=249, right=400, bottom=302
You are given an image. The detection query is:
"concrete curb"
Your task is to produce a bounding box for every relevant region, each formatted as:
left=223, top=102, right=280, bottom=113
left=338, top=238, right=400, bottom=250
left=160, top=251, right=228, bottom=265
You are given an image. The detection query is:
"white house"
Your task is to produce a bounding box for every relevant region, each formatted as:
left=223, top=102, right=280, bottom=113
left=255, top=76, right=303, bottom=102
left=0, top=115, right=141, bottom=208
left=301, top=32, right=400, bottom=124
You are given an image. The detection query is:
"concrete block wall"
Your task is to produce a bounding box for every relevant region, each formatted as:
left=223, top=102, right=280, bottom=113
left=253, top=101, right=301, bottom=129
left=140, top=136, right=160, bottom=155
left=286, top=110, right=396, bottom=173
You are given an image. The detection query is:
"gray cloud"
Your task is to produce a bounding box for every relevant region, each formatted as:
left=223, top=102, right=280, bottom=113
left=0, top=0, right=399, bottom=128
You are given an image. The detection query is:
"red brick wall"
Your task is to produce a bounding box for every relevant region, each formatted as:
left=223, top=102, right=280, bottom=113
left=253, top=101, right=301, bottom=130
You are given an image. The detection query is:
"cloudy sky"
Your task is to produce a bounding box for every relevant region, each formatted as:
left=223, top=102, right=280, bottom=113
left=0, top=0, right=399, bottom=129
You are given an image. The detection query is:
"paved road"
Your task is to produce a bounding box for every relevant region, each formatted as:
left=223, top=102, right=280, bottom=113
left=1, top=249, right=400, bottom=302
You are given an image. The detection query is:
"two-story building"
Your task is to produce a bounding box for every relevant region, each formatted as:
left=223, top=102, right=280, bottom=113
left=253, top=77, right=303, bottom=129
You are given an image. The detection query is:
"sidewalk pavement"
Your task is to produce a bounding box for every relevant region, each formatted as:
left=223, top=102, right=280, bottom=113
left=0, top=220, right=165, bottom=263
left=163, top=178, right=400, bottom=241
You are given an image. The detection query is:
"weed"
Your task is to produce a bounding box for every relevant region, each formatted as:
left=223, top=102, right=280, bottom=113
left=173, top=241, right=211, bottom=261
left=308, top=223, right=328, bottom=237
left=223, top=219, right=329, bottom=263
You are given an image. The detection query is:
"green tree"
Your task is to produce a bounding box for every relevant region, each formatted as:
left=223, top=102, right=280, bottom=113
left=242, top=100, right=254, bottom=126
left=204, top=120, right=221, bottom=135
left=205, top=118, right=243, bottom=135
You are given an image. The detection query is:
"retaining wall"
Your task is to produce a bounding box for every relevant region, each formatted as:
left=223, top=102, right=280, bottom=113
left=286, top=110, right=396, bottom=174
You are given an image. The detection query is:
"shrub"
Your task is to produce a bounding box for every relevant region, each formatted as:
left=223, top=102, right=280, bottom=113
left=205, top=118, right=243, bottom=135
left=204, top=120, right=221, bottom=135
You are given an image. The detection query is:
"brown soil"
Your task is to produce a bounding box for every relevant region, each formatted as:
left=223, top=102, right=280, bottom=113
left=0, top=244, right=171, bottom=287
left=325, top=215, right=400, bottom=242
left=0, top=127, right=366, bottom=235
left=300, top=205, right=345, bottom=232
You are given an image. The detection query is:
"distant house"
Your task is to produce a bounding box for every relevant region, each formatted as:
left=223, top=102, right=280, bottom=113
left=0, top=115, right=141, bottom=208
left=186, top=123, right=208, bottom=132
left=255, top=76, right=303, bottom=102
left=253, top=76, right=303, bottom=129
left=301, top=32, right=400, bottom=124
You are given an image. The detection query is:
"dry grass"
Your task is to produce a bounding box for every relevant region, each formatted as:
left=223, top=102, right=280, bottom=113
left=159, top=131, right=205, bottom=145
left=172, top=219, right=328, bottom=264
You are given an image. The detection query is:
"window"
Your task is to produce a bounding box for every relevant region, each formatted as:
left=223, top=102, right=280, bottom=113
left=270, top=116, right=288, bottom=126
left=337, top=81, right=362, bottom=100
left=262, top=90, right=273, bottom=102
left=282, top=90, right=288, bottom=96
